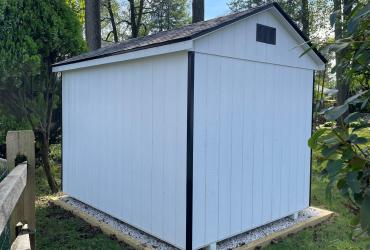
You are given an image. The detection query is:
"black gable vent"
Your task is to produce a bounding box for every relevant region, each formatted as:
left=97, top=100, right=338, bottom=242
left=256, top=24, right=276, bottom=45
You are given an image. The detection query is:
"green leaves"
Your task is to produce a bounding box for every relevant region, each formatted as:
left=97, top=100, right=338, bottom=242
left=346, top=172, right=361, bottom=193
left=324, top=104, right=349, bottom=121
left=310, top=91, right=370, bottom=236
left=348, top=134, right=368, bottom=144
left=311, top=2, right=370, bottom=237
left=347, top=3, right=370, bottom=34
left=308, top=128, right=328, bottom=149
left=344, top=112, right=361, bottom=124
left=321, top=145, right=339, bottom=158
left=325, top=160, right=344, bottom=176
left=323, top=91, right=367, bottom=121
left=360, top=195, right=370, bottom=233
left=330, top=10, right=341, bottom=27
left=328, top=42, right=350, bottom=53
left=344, top=91, right=367, bottom=105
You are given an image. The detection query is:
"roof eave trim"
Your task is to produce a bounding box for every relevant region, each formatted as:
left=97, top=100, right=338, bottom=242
left=52, top=40, right=193, bottom=72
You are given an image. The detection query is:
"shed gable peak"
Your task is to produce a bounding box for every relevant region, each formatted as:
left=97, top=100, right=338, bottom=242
left=193, top=8, right=325, bottom=70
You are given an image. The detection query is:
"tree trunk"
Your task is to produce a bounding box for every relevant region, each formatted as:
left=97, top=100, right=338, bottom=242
left=128, top=0, right=144, bottom=38
left=192, top=0, right=204, bottom=23
left=41, top=132, right=58, bottom=193
left=85, top=0, right=101, bottom=50
left=333, top=0, right=347, bottom=105
left=107, top=0, right=118, bottom=42
left=301, top=0, right=309, bottom=38
left=128, top=0, right=137, bottom=37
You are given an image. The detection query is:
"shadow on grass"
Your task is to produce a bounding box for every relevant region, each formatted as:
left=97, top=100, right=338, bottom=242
left=35, top=165, right=135, bottom=249
left=36, top=197, right=135, bottom=249
left=265, top=174, right=369, bottom=250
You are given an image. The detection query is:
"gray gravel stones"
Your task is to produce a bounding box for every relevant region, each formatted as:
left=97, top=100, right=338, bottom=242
left=60, top=196, right=320, bottom=250
left=217, top=208, right=320, bottom=250
left=60, top=196, right=177, bottom=250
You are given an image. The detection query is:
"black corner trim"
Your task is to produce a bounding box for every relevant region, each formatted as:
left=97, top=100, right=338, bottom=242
left=186, top=51, right=195, bottom=250
left=309, top=70, right=315, bottom=206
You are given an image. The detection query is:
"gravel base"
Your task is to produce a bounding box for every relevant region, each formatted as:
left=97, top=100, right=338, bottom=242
left=217, top=208, right=321, bottom=250
left=60, top=196, right=177, bottom=250
left=60, top=196, right=321, bottom=250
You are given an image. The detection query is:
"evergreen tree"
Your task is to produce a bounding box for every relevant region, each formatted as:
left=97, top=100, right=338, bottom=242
left=149, top=0, right=190, bottom=33
left=0, top=0, right=85, bottom=192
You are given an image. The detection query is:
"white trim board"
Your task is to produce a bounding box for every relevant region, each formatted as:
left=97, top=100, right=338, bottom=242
left=52, top=40, right=193, bottom=72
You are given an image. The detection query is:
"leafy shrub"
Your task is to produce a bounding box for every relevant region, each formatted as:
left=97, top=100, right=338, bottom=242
left=49, top=144, right=62, bottom=166
left=309, top=91, right=369, bottom=237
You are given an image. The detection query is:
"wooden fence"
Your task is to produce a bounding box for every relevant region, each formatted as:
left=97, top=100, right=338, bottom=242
left=0, top=131, right=35, bottom=250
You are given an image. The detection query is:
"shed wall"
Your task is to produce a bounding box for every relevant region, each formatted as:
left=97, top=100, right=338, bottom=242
left=194, top=9, right=322, bottom=70
left=192, top=52, right=313, bottom=248
left=62, top=52, right=188, bottom=248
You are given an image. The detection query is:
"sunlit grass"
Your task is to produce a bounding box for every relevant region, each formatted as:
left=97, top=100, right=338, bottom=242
left=35, top=162, right=132, bottom=249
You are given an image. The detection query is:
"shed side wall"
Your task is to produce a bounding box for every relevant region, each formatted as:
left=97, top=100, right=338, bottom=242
left=192, top=52, right=313, bottom=248
left=62, top=52, right=188, bottom=249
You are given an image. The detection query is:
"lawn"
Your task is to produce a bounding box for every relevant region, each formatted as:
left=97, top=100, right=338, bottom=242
left=266, top=174, right=368, bottom=250
left=36, top=165, right=131, bottom=249
left=35, top=135, right=370, bottom=249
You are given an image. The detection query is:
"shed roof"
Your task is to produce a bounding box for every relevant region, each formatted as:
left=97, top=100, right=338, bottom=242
left=53, top=2, right=326, bottom=67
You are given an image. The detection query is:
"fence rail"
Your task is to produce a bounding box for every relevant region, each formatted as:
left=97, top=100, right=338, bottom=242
left=0, top=163, right=27, bottom=234
left=0, top=131, right=35, bottom=250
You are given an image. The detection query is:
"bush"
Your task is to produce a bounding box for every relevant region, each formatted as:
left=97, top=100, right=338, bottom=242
left=49, top=144, right=62, bottom=166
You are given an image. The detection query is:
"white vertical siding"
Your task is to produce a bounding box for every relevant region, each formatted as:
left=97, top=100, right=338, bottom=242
left=194, top=9, right=322, bottom=70
left=62, top=52, right=188, bottom=249
left=193, top=53, right=313, bottom=248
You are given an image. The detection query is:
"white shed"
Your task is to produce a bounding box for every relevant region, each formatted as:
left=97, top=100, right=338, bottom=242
left=53, top=3, right=326, bottom=249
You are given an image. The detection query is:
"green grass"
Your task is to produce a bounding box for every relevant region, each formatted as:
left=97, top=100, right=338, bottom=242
left=36, top=130, right=370, bottom=249
left=267, top=127, right=370, bottom=250
left=266, top=174, right=369, bottom=250
left=35, top=165, right=132, bottom=249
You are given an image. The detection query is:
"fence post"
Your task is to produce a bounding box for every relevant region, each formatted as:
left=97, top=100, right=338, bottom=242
left=6, top=130, right=36, bottom=250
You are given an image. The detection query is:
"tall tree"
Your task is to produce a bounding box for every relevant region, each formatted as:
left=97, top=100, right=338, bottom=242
left=301, top=0, right=309, bottom=37
left=102, top=0, right=119, bottom=42
left=85, top=0, right=101, bottom=50
left=333, top=0, right=345, bottom=104
left=332, top=0, right=355, bottom=105
left=0, top=0, right=85, bottom=193
left=100, top=0, right=190, bottom=41
left=192, top=0, right=204, bottom=23
left=149, top=0, right=190, bottom=32
left=128, top=0, right=145, bottom=38
left=66, top=0, right=85, bottom=25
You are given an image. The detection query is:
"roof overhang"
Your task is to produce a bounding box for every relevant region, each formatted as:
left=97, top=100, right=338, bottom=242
left=52, top=40, right=193, bottom=72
